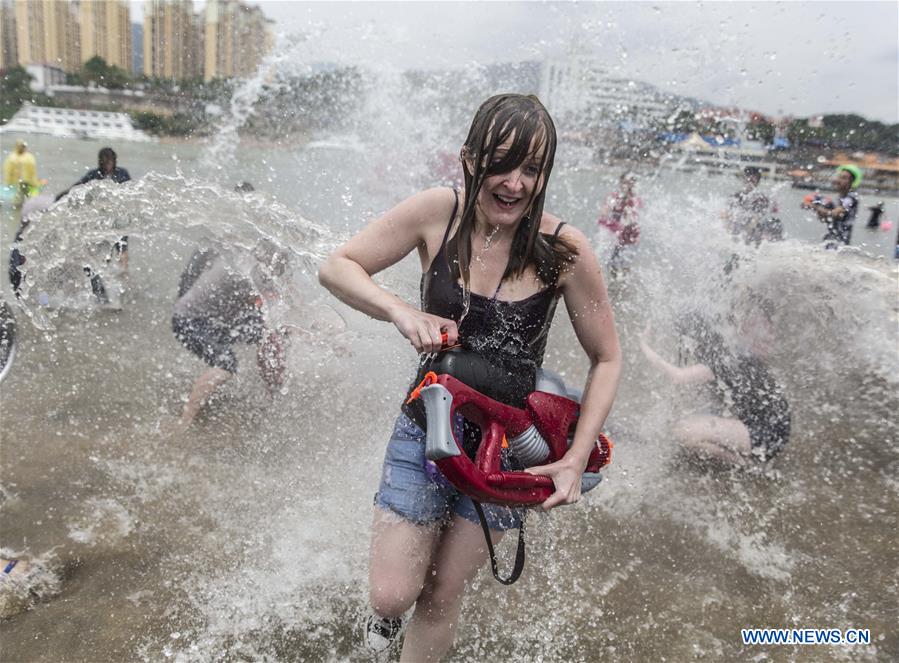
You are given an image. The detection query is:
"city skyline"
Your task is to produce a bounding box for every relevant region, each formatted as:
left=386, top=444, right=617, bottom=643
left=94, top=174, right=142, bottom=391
left=230, top=0, right=897, bottom=124
left=6, top=1, right=896, bottom=124
left=2, top=0, right=273, bottom=81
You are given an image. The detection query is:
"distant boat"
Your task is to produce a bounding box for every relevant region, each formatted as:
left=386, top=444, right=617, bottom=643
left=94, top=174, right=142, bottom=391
left=656, top=131, right=782, bottom=179
left=0, top=103, right=155, bottom=143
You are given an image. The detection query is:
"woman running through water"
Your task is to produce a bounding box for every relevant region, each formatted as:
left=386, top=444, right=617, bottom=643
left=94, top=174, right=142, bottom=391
left=319, top=94, right=621, bottom=660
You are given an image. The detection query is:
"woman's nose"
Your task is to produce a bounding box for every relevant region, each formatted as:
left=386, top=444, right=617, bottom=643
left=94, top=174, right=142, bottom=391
left=503, top=168, right=524, bottom=191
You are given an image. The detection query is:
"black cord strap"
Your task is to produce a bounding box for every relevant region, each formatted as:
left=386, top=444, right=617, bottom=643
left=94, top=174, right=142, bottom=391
left=472, top=500, right=526, bottom=585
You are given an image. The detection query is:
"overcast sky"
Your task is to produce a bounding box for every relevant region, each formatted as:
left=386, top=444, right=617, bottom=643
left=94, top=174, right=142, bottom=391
left=135, top=1, right=898, bottom=123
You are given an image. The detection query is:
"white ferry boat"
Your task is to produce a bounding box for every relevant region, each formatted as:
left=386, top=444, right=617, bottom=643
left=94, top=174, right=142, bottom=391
left=657, top=131, right=785, bottom=180
left=0, top=104, right=154, bottom=143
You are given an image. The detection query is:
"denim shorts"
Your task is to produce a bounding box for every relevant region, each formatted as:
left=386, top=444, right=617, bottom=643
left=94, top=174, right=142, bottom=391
left=374, top=413, right=523, bottom=531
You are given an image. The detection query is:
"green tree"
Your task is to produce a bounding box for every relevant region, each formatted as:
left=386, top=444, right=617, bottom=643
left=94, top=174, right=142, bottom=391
left=748, top=120, right=775, bottom=144
left=786, top=115, right=898, bottom=155
left=81, top=55, right=132, bottom=89
left=666, top=109, right=697, bottom=134
left=1, top=66, right=35, bottom=123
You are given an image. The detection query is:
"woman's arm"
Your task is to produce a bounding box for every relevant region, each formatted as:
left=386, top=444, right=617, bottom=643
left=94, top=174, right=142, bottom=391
left=318, top=187, right=459, bottom=353
left=638, top=327, right=714, bottom=384
left=526, top=224, right=622, bottom=510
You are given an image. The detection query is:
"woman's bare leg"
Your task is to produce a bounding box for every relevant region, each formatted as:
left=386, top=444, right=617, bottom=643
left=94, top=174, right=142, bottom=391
left=369, top=507, right=441, bottom=619
left=400, top=514, right=503, bottom=662
left=673, top=414, right=752, bottom=464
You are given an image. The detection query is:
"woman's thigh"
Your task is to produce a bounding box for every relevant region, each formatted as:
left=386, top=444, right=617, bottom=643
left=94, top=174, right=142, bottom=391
left=369, top=507, right=441, bottom=614
left=421, top=514, right=503, bottom=604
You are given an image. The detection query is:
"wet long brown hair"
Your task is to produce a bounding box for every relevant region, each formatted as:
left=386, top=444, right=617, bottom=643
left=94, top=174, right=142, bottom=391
left=448, top=94, right=578, bottom=291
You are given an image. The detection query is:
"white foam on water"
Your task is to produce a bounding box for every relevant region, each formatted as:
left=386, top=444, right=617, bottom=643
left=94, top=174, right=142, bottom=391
left=67, top=497, right=135, bottom=546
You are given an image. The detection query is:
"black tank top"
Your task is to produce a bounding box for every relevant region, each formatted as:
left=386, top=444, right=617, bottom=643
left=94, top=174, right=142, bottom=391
left=403, top=189, right=565, bottom=427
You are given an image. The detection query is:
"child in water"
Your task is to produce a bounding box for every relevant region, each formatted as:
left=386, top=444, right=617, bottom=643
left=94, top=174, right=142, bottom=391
left=319, top=94, right=620, bottom=660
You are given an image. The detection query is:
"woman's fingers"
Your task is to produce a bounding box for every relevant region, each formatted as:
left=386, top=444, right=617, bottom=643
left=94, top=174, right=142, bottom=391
left=541, top=484, right=581, bottom=511
left=526, top=461, right=582, bottom=511
left=410, top=320, right=443, bottom=353
left=441, top=320, right=459, bottom=347
left=399, top=311, right=460, bottom=353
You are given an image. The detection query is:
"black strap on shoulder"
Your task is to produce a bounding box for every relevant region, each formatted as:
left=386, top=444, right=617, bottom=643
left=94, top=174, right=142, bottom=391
left=472, top=499, right=526, bottom=585
left=440, top=188, right=460, bottom=247
left=550, top=221, right=567, bottom=245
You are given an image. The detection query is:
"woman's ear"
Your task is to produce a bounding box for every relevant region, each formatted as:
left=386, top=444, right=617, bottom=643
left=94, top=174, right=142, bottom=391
left=460, top=147, right=474, bottom=177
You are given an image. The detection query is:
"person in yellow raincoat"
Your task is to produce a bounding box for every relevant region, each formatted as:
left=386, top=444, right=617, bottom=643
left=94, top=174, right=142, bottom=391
left=3, top=140, right=40, bottom=211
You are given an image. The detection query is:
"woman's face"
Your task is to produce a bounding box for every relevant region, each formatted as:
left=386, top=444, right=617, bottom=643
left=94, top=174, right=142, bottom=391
left=474, top=133, right=545, bottom=229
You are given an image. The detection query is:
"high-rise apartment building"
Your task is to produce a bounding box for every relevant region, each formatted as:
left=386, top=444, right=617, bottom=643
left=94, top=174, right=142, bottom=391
left=7, top=0, right=272, bottom=81
left=204, top=0, right=273, bottom=81
left=13, top=0, right=81, bottom=72
left=132, top=22, right=143, bottom=75
left=144, top=0, right=203, bottom=80
left=80, top=0, right=132, bottom=72
left=0, top=0, right=17, bottom=70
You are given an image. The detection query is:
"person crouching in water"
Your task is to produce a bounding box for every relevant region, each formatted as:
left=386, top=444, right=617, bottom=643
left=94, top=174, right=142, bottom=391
left=639, top=301, right=790, bottom=466
left=319, top=94, right=621, bottom=660
left=169, top=240, right=288, bottom=434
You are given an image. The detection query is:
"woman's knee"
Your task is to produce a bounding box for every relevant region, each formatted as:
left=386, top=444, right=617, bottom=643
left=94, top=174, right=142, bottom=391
left=370, top=579, right=421, bottom=618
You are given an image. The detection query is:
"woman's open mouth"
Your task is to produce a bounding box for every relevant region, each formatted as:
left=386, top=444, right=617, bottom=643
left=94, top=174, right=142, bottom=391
left=493, top=193, right=520, bottom=210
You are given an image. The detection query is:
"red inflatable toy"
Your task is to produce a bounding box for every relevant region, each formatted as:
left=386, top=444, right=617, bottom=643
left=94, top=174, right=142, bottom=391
left=410, top=371, right=612, bottom=507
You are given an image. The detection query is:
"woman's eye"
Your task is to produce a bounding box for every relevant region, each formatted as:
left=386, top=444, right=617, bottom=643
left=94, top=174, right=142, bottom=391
left=524, top=165, right=540, bottom=176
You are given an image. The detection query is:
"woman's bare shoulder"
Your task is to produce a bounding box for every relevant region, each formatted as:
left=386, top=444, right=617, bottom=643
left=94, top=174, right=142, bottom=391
left=405, top=187, right=458, bottom=220
left=541, top=212, right=589, bottom=247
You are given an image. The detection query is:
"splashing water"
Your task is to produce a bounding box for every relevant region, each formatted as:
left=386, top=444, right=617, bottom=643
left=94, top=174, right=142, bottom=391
left=2, top=15, right=897, bottom=663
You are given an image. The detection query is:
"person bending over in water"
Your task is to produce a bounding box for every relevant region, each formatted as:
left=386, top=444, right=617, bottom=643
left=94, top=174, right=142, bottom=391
left=639, top=304, right=790, bottom=466
left=319, top=94, right=621, bottom=661
left=169, top=241, right=288, bottom=434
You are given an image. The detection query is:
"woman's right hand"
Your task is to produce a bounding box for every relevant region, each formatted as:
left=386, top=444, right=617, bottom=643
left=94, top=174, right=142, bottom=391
left=390, top=306, right=458, bottom=353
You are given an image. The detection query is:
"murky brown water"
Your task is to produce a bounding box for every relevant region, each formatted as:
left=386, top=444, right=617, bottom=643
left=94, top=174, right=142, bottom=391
left=1, top=129, right=897, bottom=662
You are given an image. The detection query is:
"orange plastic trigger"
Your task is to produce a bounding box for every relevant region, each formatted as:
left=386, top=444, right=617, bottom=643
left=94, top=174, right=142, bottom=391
left=405, top=371, right=439, bottom=405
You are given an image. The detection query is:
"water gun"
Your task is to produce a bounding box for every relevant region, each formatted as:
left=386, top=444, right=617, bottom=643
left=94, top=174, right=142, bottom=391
left=801, top=193, right=832, bottom=209
left=408, top=348, right=612, bottom=506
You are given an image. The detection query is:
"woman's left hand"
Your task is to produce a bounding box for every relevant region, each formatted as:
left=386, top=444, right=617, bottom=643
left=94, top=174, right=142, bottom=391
left=524, top=454, right=588, bottom=511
